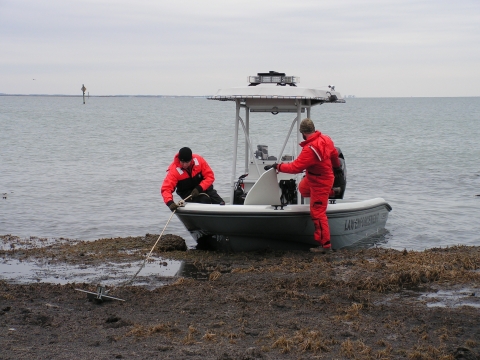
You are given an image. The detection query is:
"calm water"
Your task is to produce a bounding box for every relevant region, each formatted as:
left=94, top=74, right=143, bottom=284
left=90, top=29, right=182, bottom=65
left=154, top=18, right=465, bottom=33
left=1, top=95, right=479, bottom=251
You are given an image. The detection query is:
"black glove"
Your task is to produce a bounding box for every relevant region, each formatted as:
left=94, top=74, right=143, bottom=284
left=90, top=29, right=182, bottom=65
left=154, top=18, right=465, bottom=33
left=264, top=163, right=278, bottom=171
left=168, top=202, right=179, bottom=212
left=190, top=187, right=201, bottom=198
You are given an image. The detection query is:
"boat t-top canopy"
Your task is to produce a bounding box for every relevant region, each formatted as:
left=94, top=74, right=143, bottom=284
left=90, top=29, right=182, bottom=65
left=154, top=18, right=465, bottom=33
left=207, top=72, right=345, bottom=202
left=209, top=85, right=344, bottom=112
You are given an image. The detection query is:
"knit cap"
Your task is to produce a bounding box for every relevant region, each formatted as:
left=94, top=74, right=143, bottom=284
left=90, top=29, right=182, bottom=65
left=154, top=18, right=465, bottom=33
left=178, top=147, right=192, bottom=162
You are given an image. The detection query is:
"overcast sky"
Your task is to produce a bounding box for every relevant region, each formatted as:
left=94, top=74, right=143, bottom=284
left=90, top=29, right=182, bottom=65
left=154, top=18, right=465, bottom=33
left=1, top=0, right=479, bottom=97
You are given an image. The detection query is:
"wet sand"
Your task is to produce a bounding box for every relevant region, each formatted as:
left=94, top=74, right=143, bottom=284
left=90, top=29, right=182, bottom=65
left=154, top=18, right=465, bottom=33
left=1, top=234, right=480, bottom=359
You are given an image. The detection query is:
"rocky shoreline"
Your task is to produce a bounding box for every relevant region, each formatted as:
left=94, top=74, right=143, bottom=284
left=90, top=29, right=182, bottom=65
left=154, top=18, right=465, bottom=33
left=1, top=234, right=480, bottom=359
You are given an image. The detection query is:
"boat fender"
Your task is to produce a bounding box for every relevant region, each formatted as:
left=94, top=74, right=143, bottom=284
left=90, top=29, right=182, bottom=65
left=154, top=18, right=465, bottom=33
left=176, top=167, right=184, bottom=175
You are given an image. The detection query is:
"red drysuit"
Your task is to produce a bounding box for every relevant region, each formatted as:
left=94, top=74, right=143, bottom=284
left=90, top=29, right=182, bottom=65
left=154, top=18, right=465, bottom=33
left=277, top=131, right=341, bottom=248
left=161, top=153, right=216, bottom=206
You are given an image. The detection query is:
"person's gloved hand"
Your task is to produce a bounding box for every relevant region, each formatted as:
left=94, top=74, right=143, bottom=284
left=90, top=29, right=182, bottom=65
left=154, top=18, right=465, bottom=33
left=190, top=187, right=200, bottom=198
left=168, top=202, right=179, bottom=212
left=264, top=163, right=278, bottom=171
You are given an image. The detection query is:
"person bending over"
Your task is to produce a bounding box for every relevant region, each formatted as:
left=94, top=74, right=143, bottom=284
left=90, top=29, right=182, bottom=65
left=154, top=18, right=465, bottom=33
left=161, top=147, right=224, bottom=212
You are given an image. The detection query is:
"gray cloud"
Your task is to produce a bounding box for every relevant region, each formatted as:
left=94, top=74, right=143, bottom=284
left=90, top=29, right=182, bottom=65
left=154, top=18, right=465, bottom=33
left=1, top=0, right=479, bottom=96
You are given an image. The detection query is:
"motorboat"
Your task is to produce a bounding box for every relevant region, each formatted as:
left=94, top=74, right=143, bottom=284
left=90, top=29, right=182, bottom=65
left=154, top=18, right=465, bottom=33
left=175, top=71, right=392, bottom=251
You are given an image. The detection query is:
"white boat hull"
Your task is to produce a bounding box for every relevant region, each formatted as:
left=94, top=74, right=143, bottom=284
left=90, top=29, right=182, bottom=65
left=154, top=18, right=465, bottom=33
left=175, top=198, right=392, bottom=251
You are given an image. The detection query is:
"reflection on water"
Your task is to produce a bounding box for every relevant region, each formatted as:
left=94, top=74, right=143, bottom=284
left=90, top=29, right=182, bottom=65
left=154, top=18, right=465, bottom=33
left=420, top=288, right=480, bottom=308
left=341, top=229, right=391, bottom=250
left=0, top=253, right=228, bottom=291
left=373, top=288, right=480, bottom=309
left=0, top=257, right=184, bottom=289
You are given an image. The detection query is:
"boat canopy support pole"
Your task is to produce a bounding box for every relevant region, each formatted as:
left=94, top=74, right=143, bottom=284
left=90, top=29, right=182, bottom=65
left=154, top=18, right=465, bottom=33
left=238, top=115, right=261, bottom=177
left=277, top=116, right=299, bottom=162
left=296, top=101, right=303, bottom=204
left=230, top=100, right=240, bottom=204
left=245, top=106, right=250, bottom=174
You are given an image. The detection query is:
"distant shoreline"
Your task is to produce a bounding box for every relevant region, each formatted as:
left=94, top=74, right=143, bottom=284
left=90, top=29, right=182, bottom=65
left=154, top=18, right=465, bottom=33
left=2, top=93, right=479, bottom=98
left=0, top=94, right=210, bottom=98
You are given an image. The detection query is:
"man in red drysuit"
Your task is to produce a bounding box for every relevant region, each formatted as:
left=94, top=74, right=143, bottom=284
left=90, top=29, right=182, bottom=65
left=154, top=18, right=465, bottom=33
left=269, top=118, right=342, bottom=253
left=161, top=147, right=224, bottom=212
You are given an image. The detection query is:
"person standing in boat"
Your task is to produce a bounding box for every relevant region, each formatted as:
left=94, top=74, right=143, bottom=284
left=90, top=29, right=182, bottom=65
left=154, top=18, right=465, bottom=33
left=266, top=118, right=343, bottom=253
left=161, top=147, right=224, bottom=211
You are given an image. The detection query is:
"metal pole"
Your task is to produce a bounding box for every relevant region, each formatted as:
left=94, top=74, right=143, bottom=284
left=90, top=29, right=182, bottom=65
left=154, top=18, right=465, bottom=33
left=296, top=101, right=302, bottom=158
left=238, top=116, right=261, bottom=177
left=277, top=116, right=298, bottom=161
left=296, top=101, right=302, bottom=204
left=245, top=107, right=250, bottom=174
left=81, top=84, right=86, bottom=104
left=230, top=100, right=240, bottom=204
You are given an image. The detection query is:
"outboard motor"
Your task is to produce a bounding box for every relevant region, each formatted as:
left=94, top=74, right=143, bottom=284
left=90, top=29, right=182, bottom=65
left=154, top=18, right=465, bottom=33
left=255, top=144, right=277, bottom=161
left=330, top=147, right=347, bottom=199
left=255, top=145, right=269, bottom=160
